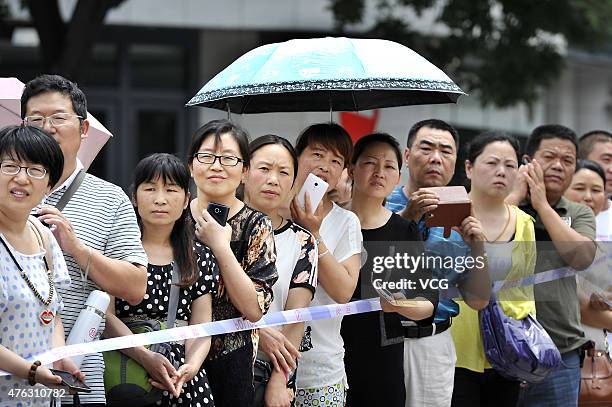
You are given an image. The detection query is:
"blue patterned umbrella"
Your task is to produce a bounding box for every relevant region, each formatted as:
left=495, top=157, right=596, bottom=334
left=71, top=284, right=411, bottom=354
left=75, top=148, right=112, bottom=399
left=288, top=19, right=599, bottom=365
left=187, top=37, right=465, bottom=113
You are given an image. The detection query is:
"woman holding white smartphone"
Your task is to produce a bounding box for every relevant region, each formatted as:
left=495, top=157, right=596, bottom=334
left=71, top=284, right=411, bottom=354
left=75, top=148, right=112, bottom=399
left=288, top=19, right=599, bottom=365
left=289, top=123, right=363, bottom=407
left=243, top=135, right=318, bottom=407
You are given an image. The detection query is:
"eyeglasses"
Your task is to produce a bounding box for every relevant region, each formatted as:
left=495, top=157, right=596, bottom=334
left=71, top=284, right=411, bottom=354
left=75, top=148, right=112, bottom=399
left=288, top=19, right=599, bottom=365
left=193, top=153, right=243, bottom=167
left=23, top=113, right=83, bottom=128
left=0, top=162, right=47, bottom=179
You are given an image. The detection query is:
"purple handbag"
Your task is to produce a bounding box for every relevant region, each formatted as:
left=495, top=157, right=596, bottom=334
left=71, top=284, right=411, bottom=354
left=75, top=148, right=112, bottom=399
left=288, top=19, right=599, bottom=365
left=479, top=296, right=561, bottom=383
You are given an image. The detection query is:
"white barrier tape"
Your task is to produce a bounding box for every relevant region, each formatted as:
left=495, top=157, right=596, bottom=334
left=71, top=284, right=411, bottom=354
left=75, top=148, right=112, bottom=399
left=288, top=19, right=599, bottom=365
left=492, top=248, right=611, bottom=293
left=0, top=298, right=382, bottom=376
left=5, top=249, right=611, bottom=376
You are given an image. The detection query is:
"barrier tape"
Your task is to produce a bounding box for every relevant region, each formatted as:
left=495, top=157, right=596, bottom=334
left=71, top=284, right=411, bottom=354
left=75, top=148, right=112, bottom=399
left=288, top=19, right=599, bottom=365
left=0, top=298, right=381, bottom=376
left=3, top=251, right=610, bottom=377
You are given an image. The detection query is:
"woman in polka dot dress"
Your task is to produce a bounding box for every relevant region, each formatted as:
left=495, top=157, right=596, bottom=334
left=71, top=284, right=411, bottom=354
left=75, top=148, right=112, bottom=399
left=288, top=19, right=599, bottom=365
left=105, top=154, right=217, bottom=407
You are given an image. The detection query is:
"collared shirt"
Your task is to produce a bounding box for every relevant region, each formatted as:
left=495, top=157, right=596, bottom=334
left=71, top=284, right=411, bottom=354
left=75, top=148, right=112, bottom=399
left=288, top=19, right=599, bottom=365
left=34, top=160, right=84, bottom=210
left=43, top=163, right=148, bottom=405
left=519, top=196, right=596, bottom=353
left=386, top=185, right=470, bottom=323
left=50, top=159, right=84, bottom=195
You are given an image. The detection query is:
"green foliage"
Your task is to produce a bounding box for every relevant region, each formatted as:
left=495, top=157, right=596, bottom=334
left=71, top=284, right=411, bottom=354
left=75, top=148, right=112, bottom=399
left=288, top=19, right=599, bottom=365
left=329, top=0, right=612, bottom=108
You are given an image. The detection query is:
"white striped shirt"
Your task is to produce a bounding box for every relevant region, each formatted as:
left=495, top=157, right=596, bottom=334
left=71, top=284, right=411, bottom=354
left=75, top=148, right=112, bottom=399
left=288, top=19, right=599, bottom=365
left=43, top=169, right=147, bottom=405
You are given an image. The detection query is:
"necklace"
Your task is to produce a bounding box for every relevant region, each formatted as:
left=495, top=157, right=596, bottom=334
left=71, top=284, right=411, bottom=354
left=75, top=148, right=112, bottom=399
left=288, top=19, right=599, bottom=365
left=0, top=231, right=55, bottom=326
left=485, top=204, right=511, bottom=243
left=274, top=216, right=285, bottom=231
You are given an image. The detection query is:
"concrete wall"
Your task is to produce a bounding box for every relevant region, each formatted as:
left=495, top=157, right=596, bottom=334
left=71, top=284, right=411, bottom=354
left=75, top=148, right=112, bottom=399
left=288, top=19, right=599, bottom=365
left=544, top=51, right=612, bottom=134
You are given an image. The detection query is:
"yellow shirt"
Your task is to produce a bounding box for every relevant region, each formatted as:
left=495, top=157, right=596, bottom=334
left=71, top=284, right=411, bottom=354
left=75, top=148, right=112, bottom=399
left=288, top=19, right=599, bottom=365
left=450, top=206, right=536, bottom=373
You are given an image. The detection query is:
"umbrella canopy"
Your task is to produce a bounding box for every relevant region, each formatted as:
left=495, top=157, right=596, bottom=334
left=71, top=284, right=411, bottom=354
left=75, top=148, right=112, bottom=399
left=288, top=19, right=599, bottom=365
left=187, top=37, right=465, bottom=114
left=0, top=77, right=112, bottom=170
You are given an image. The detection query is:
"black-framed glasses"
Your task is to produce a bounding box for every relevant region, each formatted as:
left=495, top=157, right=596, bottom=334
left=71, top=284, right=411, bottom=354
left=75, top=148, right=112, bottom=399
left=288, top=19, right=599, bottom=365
left=0, top=162, right=47, bottom=179
left=193, top=153, right=243, bottom=167
left=23, top=113, right=83, bottom=128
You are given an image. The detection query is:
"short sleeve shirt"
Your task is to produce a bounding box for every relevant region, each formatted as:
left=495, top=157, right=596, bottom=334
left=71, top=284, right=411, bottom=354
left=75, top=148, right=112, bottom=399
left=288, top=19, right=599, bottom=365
left=268, top=220, right=317, bottom=315
left=519, top=196, right=596, bottom=353
left=196, top=204, right=278, bottom=361
left=297, top=203, right=363, bottom=389
left=45, top=172, right=148, bottom=405
left=0, top=229, right=70, bottom=407
left=596, top=200, right=612, bottom=241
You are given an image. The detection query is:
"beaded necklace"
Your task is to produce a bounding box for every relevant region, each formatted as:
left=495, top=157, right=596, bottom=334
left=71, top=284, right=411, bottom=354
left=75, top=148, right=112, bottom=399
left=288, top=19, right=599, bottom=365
left=0, top=232, right=55, bottom=325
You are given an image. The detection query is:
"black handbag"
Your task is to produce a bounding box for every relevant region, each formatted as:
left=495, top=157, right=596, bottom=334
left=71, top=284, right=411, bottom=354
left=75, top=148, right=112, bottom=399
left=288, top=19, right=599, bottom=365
left=252, top=359, right=297, bottom=407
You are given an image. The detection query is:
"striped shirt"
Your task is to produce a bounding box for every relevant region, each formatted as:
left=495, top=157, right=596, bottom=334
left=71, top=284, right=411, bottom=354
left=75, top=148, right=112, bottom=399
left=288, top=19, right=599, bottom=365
left=43, top=168, right=147, bottom=405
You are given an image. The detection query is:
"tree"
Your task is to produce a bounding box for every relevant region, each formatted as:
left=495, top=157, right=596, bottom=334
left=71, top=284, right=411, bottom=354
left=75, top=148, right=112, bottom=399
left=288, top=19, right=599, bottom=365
left=329, top=0, right=612, bottom=108
left=1, top=0, right=126, bottom=80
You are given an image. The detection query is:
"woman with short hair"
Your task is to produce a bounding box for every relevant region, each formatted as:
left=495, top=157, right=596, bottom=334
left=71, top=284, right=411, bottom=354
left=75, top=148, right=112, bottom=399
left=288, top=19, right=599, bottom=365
left=0, top=125, right=81, bottom=406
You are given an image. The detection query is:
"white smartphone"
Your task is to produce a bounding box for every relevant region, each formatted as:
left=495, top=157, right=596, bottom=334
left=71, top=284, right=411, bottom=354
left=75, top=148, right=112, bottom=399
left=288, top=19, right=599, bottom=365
left=297, top=173, right=329, bottom=214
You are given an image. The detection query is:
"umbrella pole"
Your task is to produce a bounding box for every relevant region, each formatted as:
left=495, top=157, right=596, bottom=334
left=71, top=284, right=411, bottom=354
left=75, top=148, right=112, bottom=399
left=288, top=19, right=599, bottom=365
left=226, top=102, right=231, bottom=120
left=329, top=94, right=333, bottom=123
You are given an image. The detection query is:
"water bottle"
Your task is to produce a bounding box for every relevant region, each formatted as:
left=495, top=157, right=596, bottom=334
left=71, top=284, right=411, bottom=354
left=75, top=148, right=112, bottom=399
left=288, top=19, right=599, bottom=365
left=66, top=290, right=110, bottom=368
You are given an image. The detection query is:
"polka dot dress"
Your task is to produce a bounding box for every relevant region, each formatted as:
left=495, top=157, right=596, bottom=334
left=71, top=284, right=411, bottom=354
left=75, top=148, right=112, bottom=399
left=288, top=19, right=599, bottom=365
left=115, top=243, right=218, bottom=407
left=0, top=232, right=70, bottom=407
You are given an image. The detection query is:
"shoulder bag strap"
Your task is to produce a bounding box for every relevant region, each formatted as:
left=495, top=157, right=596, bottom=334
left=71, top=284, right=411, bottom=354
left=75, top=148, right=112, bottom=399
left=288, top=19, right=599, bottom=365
left=166, top=262, right=180, bottom=329
left=28, top=216, right=54, bottom=273
left=55, top=169, right=86, bottom=211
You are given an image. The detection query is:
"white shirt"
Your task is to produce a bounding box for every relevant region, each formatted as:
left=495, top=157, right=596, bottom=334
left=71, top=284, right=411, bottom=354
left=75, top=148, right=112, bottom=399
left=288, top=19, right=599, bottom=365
left=595, top=200, right=612, bottom=241
left=581, top=200, right=612, bottom=350
left=267, top=221, right=318, bottom=316
left=297, top=203, right=362, bottom=389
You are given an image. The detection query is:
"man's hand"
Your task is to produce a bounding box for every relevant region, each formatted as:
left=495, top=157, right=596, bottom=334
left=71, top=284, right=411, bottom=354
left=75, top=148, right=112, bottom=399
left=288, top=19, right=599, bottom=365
left=400, top=189, right=439, bottom=222
left=523, top=160, right=549, bottom=213
left=506, top=165, right=529, bottom=206
left=37, top=206, right=81, bottom=256
left=453, top=216, right=486, bottom=244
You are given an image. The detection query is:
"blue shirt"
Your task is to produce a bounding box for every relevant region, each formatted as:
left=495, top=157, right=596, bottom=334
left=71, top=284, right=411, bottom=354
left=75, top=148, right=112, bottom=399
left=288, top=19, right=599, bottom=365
left=385, top=185, right=470, bottom=323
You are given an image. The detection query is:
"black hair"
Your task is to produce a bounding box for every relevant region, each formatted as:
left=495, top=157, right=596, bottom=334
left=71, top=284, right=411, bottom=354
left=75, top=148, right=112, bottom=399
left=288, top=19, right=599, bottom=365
left=249, top=135, right=298, bottom=181
left=579, top=130, right=612, bottom=159
left=21, top=74, right=88, bottom=120
left=466, top=131, right=520, bottom=164
left=295, top=122, right=353, bottom=168
left=575, top=159, right=606, bottom=186
left=407, top=119, right=459, bottom=149
left=188, top=119, right=250, bottom=168
left=351, top=132, right=403, bottom=170
left=0, top=125, right=64, bottom=187
left=524, top=124, right=578, bottom=158
left=131, top=153, right=197, bottom=287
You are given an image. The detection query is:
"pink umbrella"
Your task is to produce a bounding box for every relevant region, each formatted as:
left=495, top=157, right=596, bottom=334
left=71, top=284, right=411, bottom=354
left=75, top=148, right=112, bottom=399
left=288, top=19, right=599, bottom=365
left=0, top=77, right=112, bottom=170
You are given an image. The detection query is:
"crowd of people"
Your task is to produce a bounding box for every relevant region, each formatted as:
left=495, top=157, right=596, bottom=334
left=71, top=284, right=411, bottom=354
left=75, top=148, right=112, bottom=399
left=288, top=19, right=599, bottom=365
left=0, top=73, right=610, bottom=407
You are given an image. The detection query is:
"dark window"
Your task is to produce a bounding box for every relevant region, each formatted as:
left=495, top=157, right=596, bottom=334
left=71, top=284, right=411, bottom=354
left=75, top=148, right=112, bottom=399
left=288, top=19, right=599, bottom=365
left=129, top=44, right=186, bottom=89
left=137, top=110, right=178, bottom=159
